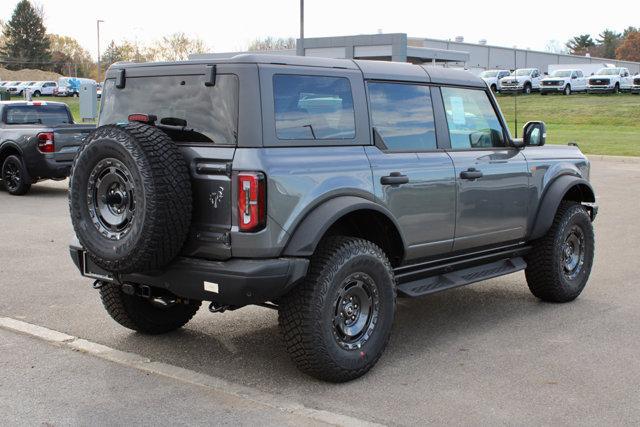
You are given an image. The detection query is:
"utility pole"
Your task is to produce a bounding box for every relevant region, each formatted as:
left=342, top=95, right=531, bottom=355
left=97, top=20, right=104, bottom=82
left=299, top=0, right=304, bottom=54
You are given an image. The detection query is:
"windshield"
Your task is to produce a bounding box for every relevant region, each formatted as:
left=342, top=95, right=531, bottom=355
left=4, top=104, right=72, bottom=125
left=597, top=68, right=620, bottom=75
left=100, top=74, right=239, bottom=145
left=513, top=69, right=534, bottom=76
left=480, top=71, right=499, bottom=78
left=551, top=71, right=572, bottom=77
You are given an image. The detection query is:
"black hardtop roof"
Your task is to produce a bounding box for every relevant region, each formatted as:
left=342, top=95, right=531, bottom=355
left=108, top=54, right=484, bottom=88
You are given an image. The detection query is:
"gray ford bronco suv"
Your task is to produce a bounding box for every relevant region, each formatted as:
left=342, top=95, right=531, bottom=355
left=69, top=55, right=597, bottom=382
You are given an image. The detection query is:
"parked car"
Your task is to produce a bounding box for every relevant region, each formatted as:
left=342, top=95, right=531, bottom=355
left=68, top=55, right=597, bottom=382
left=587, top=67, right=633, bottom=93
left=499, top=68, right=542, bottom=94
left=28, top=81, right=58, bottom=97
left=0, top=101, right=95, bottom=195
left=479, top=69, right=511, bottom=92
left=5, top=81, right=24, bottom=95
left=631, top=74, right=640, bottom=94
left=540, top=69, right=587, bottom=95
left=10, top=81, right=36, bottom=96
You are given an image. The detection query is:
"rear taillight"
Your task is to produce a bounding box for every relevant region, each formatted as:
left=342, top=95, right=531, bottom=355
left=128, top=113, right=157, bottom=124
left=237, top=172, right=266, bottom=232
left=37, top=132, right=55, bottom=153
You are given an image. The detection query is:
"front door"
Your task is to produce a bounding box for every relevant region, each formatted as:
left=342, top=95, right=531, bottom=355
left=365, top=81, right=456, bottom=260
left=440, top=86, right=530, bottom=252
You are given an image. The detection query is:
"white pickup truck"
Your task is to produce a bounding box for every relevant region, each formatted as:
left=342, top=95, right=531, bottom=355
left=540, top=69, right=587, bottom=95
left=499, top=68, right=542, bottom=94
left=479, top=69, right=511, bottom=92
left=28, top=81, right=58, bottom=97
left=587, top=67, right=633, bottom=93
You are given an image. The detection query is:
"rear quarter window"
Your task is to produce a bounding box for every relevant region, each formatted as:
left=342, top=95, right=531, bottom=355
left=273, top=74, right=356, bottom=141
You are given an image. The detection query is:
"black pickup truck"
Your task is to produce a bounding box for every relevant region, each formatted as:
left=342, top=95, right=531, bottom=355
left=0, top=101, right=94, bottom=195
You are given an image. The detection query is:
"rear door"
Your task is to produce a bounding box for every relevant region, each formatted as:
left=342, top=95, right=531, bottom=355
left=365, top=81, right=456, bottom=260
left=101, top=63, right=251, bottom=260
left=440, top=86, right=529, bottom=252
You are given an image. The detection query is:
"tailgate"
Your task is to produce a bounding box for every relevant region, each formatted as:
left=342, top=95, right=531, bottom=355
left=180, top=145, right=236, bottom=261
left=53, top=125, right=95, bottom=162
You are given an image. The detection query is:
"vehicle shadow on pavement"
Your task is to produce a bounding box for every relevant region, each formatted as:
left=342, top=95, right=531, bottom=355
left=102, top=275, right=600, bottom=388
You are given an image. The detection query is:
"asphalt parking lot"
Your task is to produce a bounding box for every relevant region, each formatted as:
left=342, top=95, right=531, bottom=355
left=1, top=158, right=639, bottom=425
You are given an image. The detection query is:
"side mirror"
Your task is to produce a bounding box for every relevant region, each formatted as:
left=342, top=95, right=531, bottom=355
left=523, top=121, right=546, bottom=147
left=572, top=75, right=577, bottom=79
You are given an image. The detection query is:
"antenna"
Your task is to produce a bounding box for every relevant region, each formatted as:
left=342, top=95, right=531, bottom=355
left=514, top=47, right=518, bottom=138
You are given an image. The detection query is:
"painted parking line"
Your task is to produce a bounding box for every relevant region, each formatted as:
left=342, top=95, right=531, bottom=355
left=0, top=317, right=383, bottom=427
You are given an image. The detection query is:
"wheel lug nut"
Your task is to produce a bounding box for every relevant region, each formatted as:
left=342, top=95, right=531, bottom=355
left=351, top=315, right=356, bottom=320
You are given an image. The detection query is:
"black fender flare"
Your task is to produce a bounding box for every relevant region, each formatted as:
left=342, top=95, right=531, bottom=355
left=282, top=196, right=406, bottom=257
left=529, top=175, right=595, bottom=240
left=0, top=141, right=24, bottom=165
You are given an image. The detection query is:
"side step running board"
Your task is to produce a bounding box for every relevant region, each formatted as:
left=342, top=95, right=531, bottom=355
left=396, top=257, right=526, bottom=298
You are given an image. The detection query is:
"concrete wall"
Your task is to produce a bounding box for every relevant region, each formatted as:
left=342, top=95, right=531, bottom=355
left=418, top=38, right=640, bottom=74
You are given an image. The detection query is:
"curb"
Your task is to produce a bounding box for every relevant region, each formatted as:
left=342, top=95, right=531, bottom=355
left=0, top=317, right=383, bottom=427
left=588, top=155, right=640, bottom=163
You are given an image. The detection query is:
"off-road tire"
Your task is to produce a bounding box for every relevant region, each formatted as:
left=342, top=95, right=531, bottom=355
left=279, top=236, right=396, bottom=382
left=564, top=84, right=572, bottom=96
left=525, top=201, right=594, bottom=302
left=524, top=83, right=532, bottom=94
left=2, top=155, right=31, bottom=195
left=99, top=282, right=201, bottom=334
left=613, top=83, right=620, bottom=94
left=69, top=123, right=192, bottom=273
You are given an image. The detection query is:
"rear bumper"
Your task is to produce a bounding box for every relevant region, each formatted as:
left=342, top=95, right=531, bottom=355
left=69, top=245, right=310, bottom=307
left=26, top=154, right=74, bottom=180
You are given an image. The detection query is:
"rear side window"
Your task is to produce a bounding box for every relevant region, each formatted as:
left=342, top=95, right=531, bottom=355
left=100, top=74, right=238, bottom=145
left=273, top=75, right=355, bottom=140
left=441, top=87, right=505, bottom=149
left=3, top=105, right=72, bottom=125
left=367, top=82, right=437, bottom=151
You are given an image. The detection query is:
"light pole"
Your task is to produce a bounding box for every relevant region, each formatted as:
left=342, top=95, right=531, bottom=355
left=299, top=0, right=304, bottom=55
left=97, top=19, right=104, bottom=82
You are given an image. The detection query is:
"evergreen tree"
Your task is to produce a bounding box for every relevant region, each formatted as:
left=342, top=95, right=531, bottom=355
left=1, top=0, right=51, bottom=70
left=565, top=34, right=595, bottom=55
left=596, top=29, right=622, bottom=59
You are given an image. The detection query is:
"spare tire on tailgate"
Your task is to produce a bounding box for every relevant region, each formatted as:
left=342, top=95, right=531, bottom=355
left=69, top=123, right=192, bottom=273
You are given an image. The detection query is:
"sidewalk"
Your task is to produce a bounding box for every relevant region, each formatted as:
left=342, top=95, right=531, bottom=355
left=0, top=328, right=320, bottom=426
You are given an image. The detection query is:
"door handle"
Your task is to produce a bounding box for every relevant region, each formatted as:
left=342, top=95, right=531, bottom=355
left=381, top=172, right=409, bottom=186
left=460, top=168, right=483, bottom=180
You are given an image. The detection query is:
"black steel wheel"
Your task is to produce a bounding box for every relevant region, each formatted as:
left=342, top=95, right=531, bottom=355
left=87, top=158, right=137, bottom=240
left=525, top=201, right=594, bottom=302
left=2, top=155, right=31, bottom=195
left=332, top=272, right=380, bottom=351
left=279, top=236, right=396, bottom=382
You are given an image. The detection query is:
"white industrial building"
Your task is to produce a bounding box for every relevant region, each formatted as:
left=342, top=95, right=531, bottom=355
left=191, top=33, right=640, bottom=74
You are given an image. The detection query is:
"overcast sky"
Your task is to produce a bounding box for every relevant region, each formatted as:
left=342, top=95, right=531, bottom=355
left=2, top=0, right=637, bottom=59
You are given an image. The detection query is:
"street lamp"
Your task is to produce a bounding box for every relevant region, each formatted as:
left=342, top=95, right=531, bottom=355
left=299, top=0, right=304, bottom=55
left=97, top=19, right=104, bottom=82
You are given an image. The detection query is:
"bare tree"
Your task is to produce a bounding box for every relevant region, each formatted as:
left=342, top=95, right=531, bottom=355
left=147, top=33, right=208, bottom=61
left=248, top=36, right=296, bottom=51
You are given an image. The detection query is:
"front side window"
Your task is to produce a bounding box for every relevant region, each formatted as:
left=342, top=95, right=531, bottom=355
left=367, top=82, right=436, bottom=151
left=274, top=75, right=355, bottom=140
left=100, top=74, right=238, bottom=145
left=441, top=87, right=505, bottom=150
